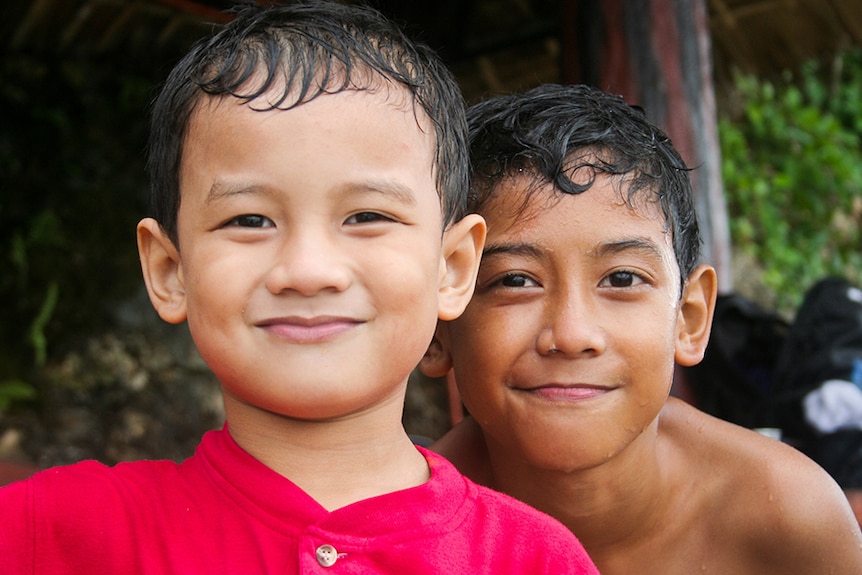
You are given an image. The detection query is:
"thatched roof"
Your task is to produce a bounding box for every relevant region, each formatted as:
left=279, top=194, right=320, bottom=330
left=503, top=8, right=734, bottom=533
left=710, top=0, right=862, bottom=88
left=4, top=0, right=862, bottom=101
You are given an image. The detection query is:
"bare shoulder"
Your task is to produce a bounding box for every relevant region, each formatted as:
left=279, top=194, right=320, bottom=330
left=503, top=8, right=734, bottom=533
left=430, top=417, right=494, bottom=487
left=660, top=398, right=862, bottom=573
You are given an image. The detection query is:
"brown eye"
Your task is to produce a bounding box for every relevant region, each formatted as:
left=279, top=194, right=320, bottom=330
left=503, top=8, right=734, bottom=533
left=499, top=273, right=538, bottom=288
left=345, top=212, right=392, bottom=224
left=227, top=214, right=273, bottom=228
left=606, top=271, right=636, bottom=287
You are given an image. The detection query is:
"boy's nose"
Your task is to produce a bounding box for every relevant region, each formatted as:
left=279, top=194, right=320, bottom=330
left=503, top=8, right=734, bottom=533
left=264, top=231, right=352, bottom=296
left=537, top=291, right=607, bottom=358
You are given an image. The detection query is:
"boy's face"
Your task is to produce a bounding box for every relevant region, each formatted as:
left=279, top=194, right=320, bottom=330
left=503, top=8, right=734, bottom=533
left=152, top=87, right=462, bottom=421
left=437, top=173, right=688, bottom=470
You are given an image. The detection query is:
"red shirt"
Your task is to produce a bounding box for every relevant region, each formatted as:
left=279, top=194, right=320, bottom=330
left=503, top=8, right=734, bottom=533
left=1, top=426, right=599, bottom=574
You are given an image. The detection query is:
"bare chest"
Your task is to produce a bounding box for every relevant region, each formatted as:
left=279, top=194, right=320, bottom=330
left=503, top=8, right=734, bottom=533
left=589, top=507, right=757, bottom=575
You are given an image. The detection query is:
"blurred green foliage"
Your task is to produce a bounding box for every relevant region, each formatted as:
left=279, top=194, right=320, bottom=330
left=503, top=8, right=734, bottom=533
left=719, top=49, right=862, bottom=314
left=0, top=55, right=152, bottom=411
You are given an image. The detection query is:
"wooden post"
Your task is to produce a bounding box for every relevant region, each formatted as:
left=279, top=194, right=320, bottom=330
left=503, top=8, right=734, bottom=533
left=562, top=0, right=733, bottom=292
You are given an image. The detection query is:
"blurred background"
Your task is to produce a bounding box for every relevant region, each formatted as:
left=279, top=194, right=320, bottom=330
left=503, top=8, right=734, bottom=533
left=1, top=0, right=861, bottom=476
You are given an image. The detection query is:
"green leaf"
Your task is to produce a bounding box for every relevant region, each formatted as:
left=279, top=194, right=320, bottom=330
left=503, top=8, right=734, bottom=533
left=0, top=379, right=36, bottom=412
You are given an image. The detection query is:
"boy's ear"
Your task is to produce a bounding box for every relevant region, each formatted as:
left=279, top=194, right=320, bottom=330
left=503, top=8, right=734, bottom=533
left=419, top=329, right=454, bottom=378
left=437, top=214, right=486, bottom=320
left=675, top=264, right=718, bottom=366
left=137, top=217, right=187, bottom=325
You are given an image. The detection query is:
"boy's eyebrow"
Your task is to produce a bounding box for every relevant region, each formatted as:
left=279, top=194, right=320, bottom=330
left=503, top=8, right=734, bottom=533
left=203, top=179, right=419, bottom=205
left=588, top=238, right=665, bottom=260
left=205, top=179, right=264, bottom=204
left=482, top=238, right=665, bottom=262
left=482, top=242, right=546, bottom=260
left=347, top=180, right=418, bottom=206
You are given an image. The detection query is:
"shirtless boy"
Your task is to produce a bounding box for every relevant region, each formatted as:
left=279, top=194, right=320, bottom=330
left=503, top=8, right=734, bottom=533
left=0, top=8, right=599, bottom=574
left=423, top=83, right=862, bottom=574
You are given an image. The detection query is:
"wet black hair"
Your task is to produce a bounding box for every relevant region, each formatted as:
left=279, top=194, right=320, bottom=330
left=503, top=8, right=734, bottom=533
left=147, top=0, right=468, bottom=245
left=467, top=83, right=701, bottom=286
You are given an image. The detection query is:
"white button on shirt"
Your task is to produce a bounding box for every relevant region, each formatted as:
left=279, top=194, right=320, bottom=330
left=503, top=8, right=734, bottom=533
left=315, top=544, right=339, bottom=567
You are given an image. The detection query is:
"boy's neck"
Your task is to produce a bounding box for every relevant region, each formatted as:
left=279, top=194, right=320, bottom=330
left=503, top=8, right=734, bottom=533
left=222, top=393, right=430, bottom=511
left=486, top=416, right=673, bottom=552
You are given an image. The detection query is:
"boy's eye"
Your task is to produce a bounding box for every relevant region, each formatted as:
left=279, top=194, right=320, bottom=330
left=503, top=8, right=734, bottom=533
left=496, top=273, right=539, bottom=288
left=601, top=271, right=643, bottom=288
left=345, top=211, right=393, bottom=225
left=226, top=214, right=274, bottom=228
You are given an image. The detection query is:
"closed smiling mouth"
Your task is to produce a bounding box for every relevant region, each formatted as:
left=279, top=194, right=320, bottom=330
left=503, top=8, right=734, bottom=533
left=515, top=383, right=611, bottom=401
left=256, top=316, right=362, bottom=343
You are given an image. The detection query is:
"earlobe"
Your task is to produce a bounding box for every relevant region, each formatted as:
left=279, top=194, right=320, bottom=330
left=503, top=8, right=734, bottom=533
left=437, top=214, right=486, bottom=321
left=419, top=329, right=454, bottom=378
left=675, top=264, right=718, bottom=366
left=137, top=218, right=187, bottom=324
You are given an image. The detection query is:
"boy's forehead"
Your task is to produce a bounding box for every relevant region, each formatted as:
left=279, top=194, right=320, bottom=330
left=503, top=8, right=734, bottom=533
left=480, top=174, right=676, bottom=270
left=186, top=75, right=433, bottom=143
left=180, top=83, right=441, bottom=208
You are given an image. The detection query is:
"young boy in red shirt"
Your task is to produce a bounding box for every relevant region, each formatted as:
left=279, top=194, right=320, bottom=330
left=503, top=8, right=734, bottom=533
left=0, top=7, right=599, bottom=574
left=424, top=83, right=862, bottom=574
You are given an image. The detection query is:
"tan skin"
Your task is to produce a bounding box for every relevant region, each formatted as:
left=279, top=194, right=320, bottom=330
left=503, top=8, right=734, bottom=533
left=424, top=172, right=862, bottom=574
left=434, top=400, right=861, bottom=574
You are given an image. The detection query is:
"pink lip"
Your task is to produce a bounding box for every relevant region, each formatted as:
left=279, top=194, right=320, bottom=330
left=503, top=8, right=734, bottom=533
left=257, top=316, right=361, bottom=343
left=519, top=384, right=610, bottom=401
